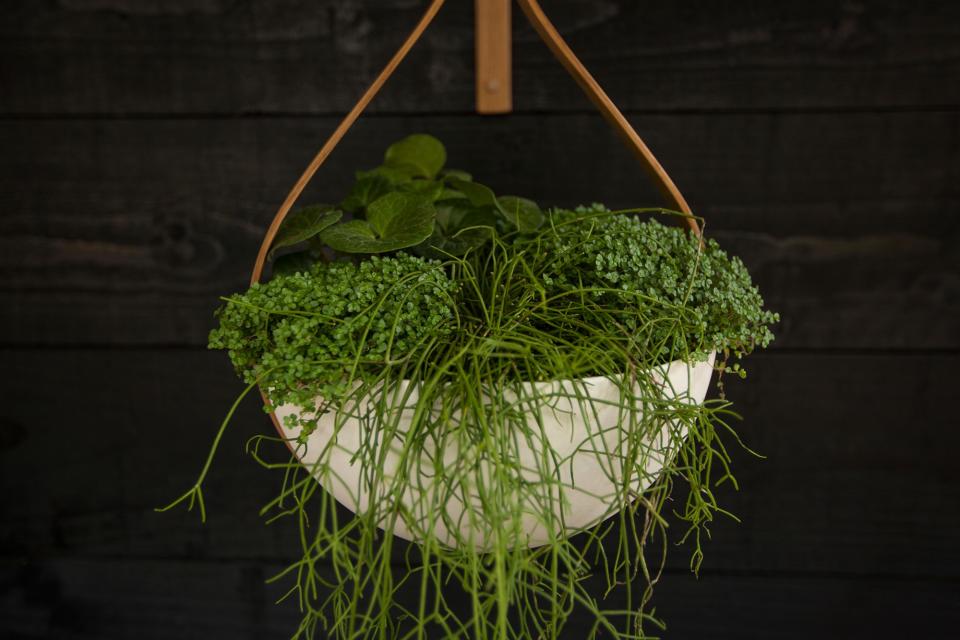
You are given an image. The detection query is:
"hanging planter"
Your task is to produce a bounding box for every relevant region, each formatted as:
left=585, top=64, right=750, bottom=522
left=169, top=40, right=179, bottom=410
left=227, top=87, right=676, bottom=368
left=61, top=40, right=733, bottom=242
left=278, top=352, right=717, bottom=550
left=161, top=1, right=778, bottom=638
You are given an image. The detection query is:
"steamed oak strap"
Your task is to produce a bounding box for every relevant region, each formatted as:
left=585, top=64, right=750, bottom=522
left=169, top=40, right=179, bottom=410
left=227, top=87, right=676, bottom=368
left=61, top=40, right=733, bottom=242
left=251, top=0, right=699, bottom=285
left=515, top=0, right=699, bottom=235
left=250, top=0, right=448, bottom=285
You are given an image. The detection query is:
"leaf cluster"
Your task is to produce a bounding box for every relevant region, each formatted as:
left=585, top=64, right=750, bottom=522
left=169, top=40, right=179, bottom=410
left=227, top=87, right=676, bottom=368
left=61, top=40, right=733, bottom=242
left=211, top=204, right=778, bottom=433
left=208, top=253, right=459, bottom=436
left=269, top=134, right=544, bottom=268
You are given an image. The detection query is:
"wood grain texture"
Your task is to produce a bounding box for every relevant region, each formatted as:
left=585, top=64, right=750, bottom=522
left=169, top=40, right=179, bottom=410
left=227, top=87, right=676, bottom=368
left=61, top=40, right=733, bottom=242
left=2, top=0, right=959, bottom=116
left=1, top=1, right=957, bottom=637
left=2, top=112, right=957, bottom=348
left=2, top=350, right=958, bottom=580
left=475, top=0, right=512, bottom=114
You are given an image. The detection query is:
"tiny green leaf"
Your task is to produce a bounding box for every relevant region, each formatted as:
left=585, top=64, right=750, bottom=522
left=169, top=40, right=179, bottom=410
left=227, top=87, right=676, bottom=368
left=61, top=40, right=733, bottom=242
left=497, top=196, right=544, bottom=232
left=384, top=134, right=447, bottom=179
left=268, top=206, right=342, bottom=261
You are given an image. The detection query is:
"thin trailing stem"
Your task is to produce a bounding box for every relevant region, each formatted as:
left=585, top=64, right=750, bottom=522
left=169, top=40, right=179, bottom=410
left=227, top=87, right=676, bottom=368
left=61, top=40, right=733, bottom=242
left=155, top=373, right=266, bottom=522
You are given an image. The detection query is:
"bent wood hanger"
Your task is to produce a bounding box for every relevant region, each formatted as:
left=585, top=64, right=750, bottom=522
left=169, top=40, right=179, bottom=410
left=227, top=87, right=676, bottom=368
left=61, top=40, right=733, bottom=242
left=251, top=0, right=699, bottom=286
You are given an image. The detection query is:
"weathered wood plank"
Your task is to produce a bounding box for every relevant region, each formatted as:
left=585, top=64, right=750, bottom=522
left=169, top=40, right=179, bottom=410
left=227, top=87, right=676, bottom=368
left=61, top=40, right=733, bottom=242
left=2, top=556, right=958, bottom=639
left=2, top=350, right=958, bottom=581
left=1, top=113, right=957, bottom=347
left=2, top=0, right=959, bottom=115
left=0, top=557, right=301, bottom=640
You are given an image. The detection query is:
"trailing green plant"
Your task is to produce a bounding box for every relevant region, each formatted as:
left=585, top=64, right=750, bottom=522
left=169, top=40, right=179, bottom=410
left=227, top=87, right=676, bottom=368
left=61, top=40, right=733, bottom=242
left=530, top=204, right=777, bottom=375
left=208, top=253, right=460, bottom=441
left=161, top=134, right=779, bottom=640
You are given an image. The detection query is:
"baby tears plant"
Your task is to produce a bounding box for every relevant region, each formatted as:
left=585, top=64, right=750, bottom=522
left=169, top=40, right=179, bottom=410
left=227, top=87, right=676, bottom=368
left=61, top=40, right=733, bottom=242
left=208, top=254, right=459, bottom=441
left=532, top=205, right=777, bottom=387
left=161, top=134, right=779, bottom=640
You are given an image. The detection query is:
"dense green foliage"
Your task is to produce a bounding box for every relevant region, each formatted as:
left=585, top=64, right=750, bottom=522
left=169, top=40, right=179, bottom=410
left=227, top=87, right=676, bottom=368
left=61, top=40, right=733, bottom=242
left=535, top=204, right=777, bottom=362
left=165, top=134, right=779, bottom=640
left=210, top=208, right=777, bottom=419
left=208, top=254, right=458, bottom=437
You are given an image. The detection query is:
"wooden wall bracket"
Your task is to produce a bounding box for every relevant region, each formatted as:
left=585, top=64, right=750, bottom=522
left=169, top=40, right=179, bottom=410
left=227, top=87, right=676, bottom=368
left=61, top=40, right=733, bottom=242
left=475, top=0, right=512, bottom=114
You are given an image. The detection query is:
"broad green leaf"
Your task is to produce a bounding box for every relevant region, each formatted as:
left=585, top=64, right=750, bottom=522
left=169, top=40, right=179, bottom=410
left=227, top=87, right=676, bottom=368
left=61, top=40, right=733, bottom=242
left=497, top=196, right=544, bottom=232
left=450, top=209, right=497, bottom=248
left=268, top=206, right=342, bottom=261
left=447, top=178, right=499, bottom=209
left=456, top=208, right=499, bottom=230
left=360, top=165, right=417, bottom=186
left=419, top=204, right=496, bottom=258
left=434, top=199, right=474, bottom=231
left=342, top=173, right=392, bottom=212
left=437, top=187, right=465, bottom=201
left=399, top=179, right=445, bottom=202
left=366, top=192, right=435, bottom=240
left=441, top=169, right=473, bottom=182
left=384, top=134, right=447, bottom=179
left=321, top=193, right=436, bottom=254
left=445, top=179, right=545, bottom=231
left=434, top=200, right=497, bottom=233
left=322, top=219, right=434, bottom=254
left=321, top=220, right=384, bottom=253
left=417, top=228, right=490, bottom=258
left=271, top=251, right=316, bottom=277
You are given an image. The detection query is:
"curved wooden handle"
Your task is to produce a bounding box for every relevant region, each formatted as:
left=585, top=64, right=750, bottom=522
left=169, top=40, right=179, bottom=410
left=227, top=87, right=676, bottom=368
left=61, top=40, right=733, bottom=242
left=252, top=0, right=699, bottom=285
left=515, top=0, right=698, bottom=235
left=250, top=0, right=448, bottom=285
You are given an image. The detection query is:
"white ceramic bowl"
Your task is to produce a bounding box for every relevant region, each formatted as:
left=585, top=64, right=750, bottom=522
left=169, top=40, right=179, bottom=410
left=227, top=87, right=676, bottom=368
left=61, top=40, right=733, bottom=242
left=275, top=352, right=715, bottom=549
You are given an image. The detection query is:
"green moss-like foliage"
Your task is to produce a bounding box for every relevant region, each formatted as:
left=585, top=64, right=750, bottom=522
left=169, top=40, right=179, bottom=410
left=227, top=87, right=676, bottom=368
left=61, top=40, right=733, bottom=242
left=207, top=209, right=778, bottom=440
left=208, top=253, right=458, bottom=434
left=534, top=205, right=777, bottom=362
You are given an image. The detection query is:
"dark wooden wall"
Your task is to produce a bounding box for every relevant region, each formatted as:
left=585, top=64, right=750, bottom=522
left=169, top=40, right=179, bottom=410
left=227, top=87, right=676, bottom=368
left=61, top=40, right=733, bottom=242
left=2, top=1, right=959, bottom=638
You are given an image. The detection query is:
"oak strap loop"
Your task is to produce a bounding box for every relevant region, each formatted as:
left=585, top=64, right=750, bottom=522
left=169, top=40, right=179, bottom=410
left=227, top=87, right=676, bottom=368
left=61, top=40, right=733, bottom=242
left=250, top=0, right=448, bottom=285
left=516, top=0, right=699, bottom=236
left=251, top=0, right=699, bottom=285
